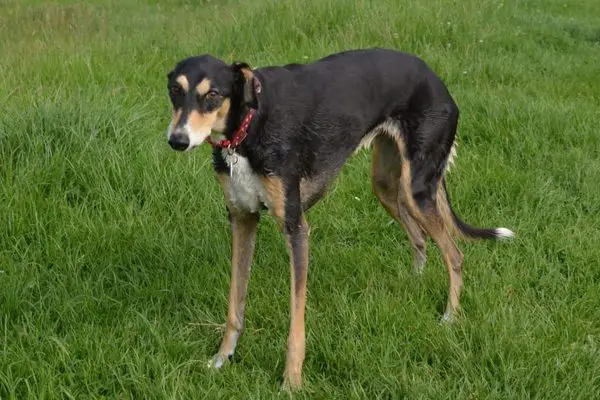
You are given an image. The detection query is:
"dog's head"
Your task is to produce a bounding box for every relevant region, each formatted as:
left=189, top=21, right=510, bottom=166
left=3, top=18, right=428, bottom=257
left=165, top=55, right=260, bottom=152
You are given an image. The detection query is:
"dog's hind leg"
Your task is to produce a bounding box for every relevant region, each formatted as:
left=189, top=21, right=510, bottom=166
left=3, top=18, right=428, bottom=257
left=398, top=109, right=465, bottom=322
left=371, top=134, right=428, bottom=273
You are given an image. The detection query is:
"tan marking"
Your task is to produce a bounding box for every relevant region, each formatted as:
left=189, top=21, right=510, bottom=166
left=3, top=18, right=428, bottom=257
left=370, top=135, right=427, bottom=272
left=196, top=78, right=211, bottom=96
left=390, top=134, right=421, bottom=222
left=184, top=98, right=230, bottom=134
left=213, top=98, right=231, bottom=133
left=176, top=75, right=189, bottom=92
left=240, top=67, right=254, bottom=81
left=239, top=66, right=258, bottom=105
left=187, top=109, right=217, bottom=133
left=434, top=176, right=483, bottom=243
left=283, top=216, right=309, bottom=390
left=418, top=209, right=464, bottom=318
left=216, top=98, right=231, bottom=120
left=170, top=109, right=182, bottom=130
left=436, top=180, right=472, bottom=241
left=260, top=176, right=285, bottom=228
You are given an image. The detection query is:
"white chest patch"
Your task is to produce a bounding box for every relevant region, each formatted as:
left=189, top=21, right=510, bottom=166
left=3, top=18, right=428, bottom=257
left=222, top=150, right=271, bottom=213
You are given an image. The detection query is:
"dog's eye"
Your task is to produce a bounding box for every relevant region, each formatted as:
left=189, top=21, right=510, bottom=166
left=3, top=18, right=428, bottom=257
left=169, top=84, right=186, bottom=109
left=205, top=90, right=219, bottom=100
left=201, top=90, right=222, bottom=110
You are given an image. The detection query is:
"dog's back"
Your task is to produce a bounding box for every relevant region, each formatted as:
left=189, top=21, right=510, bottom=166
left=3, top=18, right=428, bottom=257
left=248, top=48, right=455, bottom=180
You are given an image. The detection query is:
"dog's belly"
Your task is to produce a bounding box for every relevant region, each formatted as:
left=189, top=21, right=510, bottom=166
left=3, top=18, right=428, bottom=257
left=222, top=151, right=271, bottom=213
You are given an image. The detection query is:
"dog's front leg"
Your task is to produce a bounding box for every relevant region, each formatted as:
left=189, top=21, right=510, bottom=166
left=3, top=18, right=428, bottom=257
left=261, top=177, right=309, bottom=390
left=282, top=210, right=309, bottom=390
left=209, top=210, right=259, bottom=369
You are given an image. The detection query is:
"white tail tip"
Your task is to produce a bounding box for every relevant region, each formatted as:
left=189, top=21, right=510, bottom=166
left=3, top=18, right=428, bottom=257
left=495, top=228, right=514, bottom=239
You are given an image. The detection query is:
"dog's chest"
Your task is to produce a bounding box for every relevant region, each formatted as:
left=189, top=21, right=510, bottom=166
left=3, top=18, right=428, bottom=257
left=222, top=151, right=270, bottom=213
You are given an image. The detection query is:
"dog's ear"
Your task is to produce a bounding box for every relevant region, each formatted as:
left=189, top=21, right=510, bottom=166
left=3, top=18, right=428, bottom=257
left=167, top=70, right=175, bottom=86
left=232, top=61, right=261, bottom=108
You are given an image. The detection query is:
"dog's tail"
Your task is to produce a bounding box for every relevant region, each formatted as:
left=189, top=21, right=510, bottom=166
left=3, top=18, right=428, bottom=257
left=438, top=178, right=514, bottom=240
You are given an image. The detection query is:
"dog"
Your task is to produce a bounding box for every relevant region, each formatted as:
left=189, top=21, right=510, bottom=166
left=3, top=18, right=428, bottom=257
left=165, top=48, right=514, bottom=390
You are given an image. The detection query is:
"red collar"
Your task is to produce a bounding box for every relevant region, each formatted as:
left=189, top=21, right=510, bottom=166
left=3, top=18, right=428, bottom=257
left=206, top=109, right=256, bottom=149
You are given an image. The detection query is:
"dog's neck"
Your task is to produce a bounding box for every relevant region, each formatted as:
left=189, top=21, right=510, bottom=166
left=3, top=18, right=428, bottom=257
left=207, top=104, right=257, bottom=153
left=225, top=72, right=262, bottom=142
left=209, top=74, right=263, bottom=152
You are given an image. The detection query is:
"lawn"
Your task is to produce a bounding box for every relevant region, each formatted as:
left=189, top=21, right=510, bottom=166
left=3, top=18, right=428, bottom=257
left=1, top=0, right=599, bottom=398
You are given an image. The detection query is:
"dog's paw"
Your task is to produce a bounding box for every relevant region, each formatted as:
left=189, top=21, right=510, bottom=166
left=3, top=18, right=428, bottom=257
left=206, top=353, right=231, bottom=369
left=413, top=262, right=426, bottom=275
left=279, top=370, right=302, bottom=394
left=280, top=379, right=302, bottom=394
left=440, top=309, right=464, bottom=325
left=413, top=252, right=427, bottom=275
left=439, top=311, right=454, bottom=325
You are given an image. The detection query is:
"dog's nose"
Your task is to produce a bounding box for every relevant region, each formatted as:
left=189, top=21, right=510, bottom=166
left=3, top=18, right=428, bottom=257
left=168, top=133, right=190, bottom=151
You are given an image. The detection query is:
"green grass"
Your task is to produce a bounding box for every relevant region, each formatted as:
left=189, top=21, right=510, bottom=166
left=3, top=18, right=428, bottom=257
left=1, top=0, right=600, bottom=397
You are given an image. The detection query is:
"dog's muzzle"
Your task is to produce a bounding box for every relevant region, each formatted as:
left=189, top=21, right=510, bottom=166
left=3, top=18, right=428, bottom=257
left=168, top=132, right=190, bottom=151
